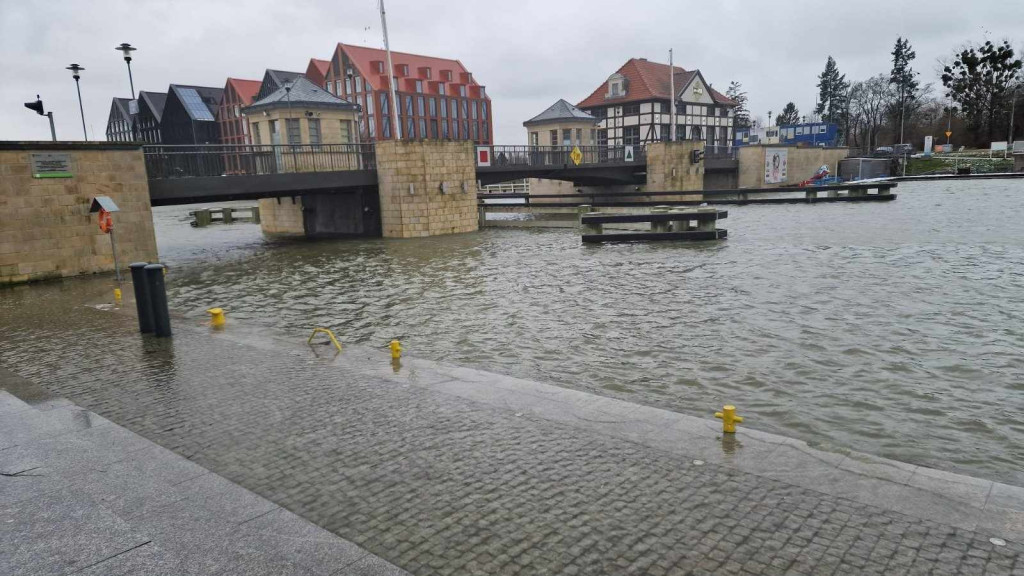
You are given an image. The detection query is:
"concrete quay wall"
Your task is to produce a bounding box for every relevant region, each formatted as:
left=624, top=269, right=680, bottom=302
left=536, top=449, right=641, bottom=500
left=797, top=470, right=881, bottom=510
left=0, top=142, right=158, bottom=285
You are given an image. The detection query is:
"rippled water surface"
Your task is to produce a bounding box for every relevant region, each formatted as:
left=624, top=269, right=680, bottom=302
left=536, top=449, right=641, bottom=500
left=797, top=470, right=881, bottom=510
left=5, top=180, right=1024, bottom=484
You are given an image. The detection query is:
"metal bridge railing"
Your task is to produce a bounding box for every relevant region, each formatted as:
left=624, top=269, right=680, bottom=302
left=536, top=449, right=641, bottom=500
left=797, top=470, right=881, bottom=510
left=487, top=145, right=647, bottom=168
left=704, top=145, right=738, bottom=160
left=143, top=143, right=376, bottom=180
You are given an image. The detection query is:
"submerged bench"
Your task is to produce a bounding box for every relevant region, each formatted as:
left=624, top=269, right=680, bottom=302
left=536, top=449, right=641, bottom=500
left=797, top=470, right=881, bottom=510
left=580, top=206, right=727, bottom=243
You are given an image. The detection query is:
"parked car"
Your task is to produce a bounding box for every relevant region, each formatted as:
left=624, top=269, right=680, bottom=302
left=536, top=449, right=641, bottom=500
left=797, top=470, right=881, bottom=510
left=893, top=143, right=914, bottom=156
left=873, top=146, right=894, bottom=157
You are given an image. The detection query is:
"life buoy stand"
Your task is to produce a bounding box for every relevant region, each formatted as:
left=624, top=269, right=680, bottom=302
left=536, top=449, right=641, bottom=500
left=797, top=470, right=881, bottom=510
left=98, top=209, right=113, bottom=234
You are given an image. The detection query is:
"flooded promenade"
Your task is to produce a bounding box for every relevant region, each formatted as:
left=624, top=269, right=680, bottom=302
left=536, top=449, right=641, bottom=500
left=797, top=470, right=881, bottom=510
left=2, top=179, right=1024, bottom=575
left=142, top=179, right=1024, bottom=486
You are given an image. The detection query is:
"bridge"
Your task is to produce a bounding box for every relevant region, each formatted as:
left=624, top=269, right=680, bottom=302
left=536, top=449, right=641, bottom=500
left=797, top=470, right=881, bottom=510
left=143, top=143, right=738, bottom=206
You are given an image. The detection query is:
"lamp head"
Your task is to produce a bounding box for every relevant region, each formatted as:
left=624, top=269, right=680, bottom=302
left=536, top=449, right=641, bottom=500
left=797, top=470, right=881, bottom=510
left=116, top=43, right=136, bottom=62
left=66, top=63, right=85, bottom=79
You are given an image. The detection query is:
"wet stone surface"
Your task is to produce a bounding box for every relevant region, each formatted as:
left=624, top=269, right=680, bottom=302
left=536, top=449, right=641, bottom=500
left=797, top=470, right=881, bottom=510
left=1, top=287, right=1022, bottom=575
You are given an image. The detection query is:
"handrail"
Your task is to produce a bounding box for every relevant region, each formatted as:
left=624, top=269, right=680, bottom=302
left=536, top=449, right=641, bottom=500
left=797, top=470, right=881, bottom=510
left=476, top=181, right=896, bottom=201
left=143, top=143, right=376, bottom=180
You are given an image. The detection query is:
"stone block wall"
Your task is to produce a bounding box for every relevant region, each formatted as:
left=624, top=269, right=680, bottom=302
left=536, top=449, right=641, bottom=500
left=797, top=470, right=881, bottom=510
left=259, top=196, right=305, bottom=236
left=0, top=143, right=158, bottom=285
left=645, top=141, right=705, bottom=201
left=738, top=146, right=851, bottom=188
left=375, top=140, right=478, bottom=238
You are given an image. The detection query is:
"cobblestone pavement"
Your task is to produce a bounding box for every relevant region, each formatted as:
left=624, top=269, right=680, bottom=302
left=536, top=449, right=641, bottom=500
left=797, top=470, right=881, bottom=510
left=1, top=287, right=1023, bottom=575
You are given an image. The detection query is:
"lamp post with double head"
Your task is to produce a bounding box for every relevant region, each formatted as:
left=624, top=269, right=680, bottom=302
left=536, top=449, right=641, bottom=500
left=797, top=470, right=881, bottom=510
left=66, top=64, right=87, bottom=141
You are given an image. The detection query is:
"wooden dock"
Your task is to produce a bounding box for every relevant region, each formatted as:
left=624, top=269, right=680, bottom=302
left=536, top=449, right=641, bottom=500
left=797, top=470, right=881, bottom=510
left=189, top=206, right=261, bottom=227
left=580, top=207, right=727, bottom=243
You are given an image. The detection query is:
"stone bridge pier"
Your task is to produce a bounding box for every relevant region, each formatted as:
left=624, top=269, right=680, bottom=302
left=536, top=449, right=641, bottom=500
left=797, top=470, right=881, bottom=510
left=259, top=140, right=479, bottom=239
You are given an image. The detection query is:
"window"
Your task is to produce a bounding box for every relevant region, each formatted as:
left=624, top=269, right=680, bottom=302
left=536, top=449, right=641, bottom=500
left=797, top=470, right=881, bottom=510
left=429, top=98, right=437, bottom=117
left=461, top=100, right=468, bottom=119
left=407, top=117, right=414, bottom=140
left=242, top=119, right=248, bottom=136
left=365, top=94, right=374, bottom=115
left=401, top=64, right=409, bottom=76
left=472, top=122, right=478, bottom=141
left=592, top=108, right=607, bottom=119
left=415, top=80, right=423, bottom=93
left=610, top=81, right=621, bottom=96
left=355, top=77, right=363, bottom=93
left=459, top=85, right=467, bottom=97
left=327, top=83, right=334, bottom=94
left=379, top=92, right=389, bottom=115
left=818, top=125, right=828, bottom=134
left=597, top=129, right=608, bottom=146
left=462, top=120, right=468, bottom=140
left=530, top=131, right=539, bottom=146
left=419, top=118, right=426, bottom=138
left=367, top=118, right=375, bottom=139
left=438, top=82, right=446, bottom=95
left=623, top=125, right=640, bottom=146
left=562, top=129, right=572, bottom=146
left=307, top=118, right=321, bottom=144
left=441, top=120, right=449, bottom=138
left=336, top=80, right=342, bottom=96
left=405, top=96, right=413, bottom=116
left=550, top=130, right=557, bottom=145
left=451, top=99, right=458, bottom=119
left=443, top=70, right=452, bottom=81
left=480, top=87, right=486, bottom=98
left=377, top=61, right=385, bottom=73
left=575, top=129, right=582, bottom=144
left=345, top=77, right=352, bottom=94
left=440, top=98, right=447, bottom=118
left=338, top=120, right=351, bottom=143
left=623, top=103, right=640, bottom=115
left=286, top=119, right=301, bottom=144
left=269, top=119, right=279, bottom=137
left=452, top=121, right=459, bottom=139
left=471, top=101, right=478, bottom=120
left=481, top=122, right=488, bottom=141
left=481, top=101, right=487, bottom=118
left=430, top=120, right=438, bottom=138
left=417, top=96, right=425, bottom=116
left=382, top=116, right=391, bottom=138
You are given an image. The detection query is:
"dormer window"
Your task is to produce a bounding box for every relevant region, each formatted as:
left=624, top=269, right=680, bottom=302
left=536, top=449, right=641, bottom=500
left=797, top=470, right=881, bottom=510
left=400, top=64, right=409, bottom=76
left=605, top=73, right=626, bottom=99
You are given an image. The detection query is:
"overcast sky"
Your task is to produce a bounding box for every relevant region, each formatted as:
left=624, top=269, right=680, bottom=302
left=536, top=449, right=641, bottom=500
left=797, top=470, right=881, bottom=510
left=1, top=0, right=1021, bottom=144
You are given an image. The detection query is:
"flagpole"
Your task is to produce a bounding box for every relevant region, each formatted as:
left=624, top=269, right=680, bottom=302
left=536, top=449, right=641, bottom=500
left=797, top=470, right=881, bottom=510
left=379, top=0, right=402, bottom=139
left=669, top=49, right=676, bottom=142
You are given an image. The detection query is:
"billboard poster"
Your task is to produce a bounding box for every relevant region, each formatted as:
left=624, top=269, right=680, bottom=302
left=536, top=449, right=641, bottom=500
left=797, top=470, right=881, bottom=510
left=764, top=148, right=788, bottom=184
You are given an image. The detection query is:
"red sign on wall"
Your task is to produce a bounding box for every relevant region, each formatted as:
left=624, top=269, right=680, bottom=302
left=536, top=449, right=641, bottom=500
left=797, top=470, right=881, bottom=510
left=476, top=146, right=491, bottom=167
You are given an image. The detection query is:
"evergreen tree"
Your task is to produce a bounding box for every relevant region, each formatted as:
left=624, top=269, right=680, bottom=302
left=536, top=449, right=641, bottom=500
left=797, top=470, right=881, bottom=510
left=776, top=102, right=800, bottom=126
left=726, top=81, right=751, bottom=128
left=942, top=40, right=1023, bottom=144
left=815, top=56, right=850, bottom=125
left=889, top=37, right=919, bottom=143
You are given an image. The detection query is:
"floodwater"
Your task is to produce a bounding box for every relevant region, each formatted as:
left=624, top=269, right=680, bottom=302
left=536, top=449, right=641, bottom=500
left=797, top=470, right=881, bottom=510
left=4, top=180, right=1024, bottom=485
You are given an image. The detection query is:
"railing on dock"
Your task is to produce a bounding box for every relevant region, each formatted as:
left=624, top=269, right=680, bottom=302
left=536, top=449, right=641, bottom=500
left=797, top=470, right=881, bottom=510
left=143, top=143, right=376, bottom=180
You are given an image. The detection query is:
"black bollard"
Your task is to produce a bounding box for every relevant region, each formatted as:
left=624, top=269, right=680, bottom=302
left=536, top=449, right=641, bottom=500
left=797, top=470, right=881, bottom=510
left=144, top=264, right=172, bottom=337
left=129, top=262, right=154, bottom=333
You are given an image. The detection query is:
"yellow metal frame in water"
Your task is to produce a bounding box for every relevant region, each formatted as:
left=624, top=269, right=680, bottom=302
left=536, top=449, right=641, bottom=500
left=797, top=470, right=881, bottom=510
left=308, top=327, right=342, bottom=352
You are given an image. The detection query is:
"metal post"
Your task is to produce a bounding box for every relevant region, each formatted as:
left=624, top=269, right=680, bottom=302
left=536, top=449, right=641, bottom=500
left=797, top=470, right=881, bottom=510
left=126, top=59, right=136, bottom=99
left=46, top=112, right=56, bottom=141
left=109, top=225, right=122, bottom=285
left=379, top=0, right=402, bottom=139
left=129, top=262, right=154, bottom=333
left=669, top=48, right=676, bottom=142
left=74, top=77, right=87, bottom=141
left=144, top=264, right=172, bottom=337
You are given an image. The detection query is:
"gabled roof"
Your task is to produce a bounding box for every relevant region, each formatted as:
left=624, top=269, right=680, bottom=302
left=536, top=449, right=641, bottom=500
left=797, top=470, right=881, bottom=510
left=245, top=76, right=359, bottom=114
left=524, top=99, right=597, bottom=127
left=268, top=69, right=304, bottom=86
left=577, top=58, right=736, bottom=109
left=168, top=84, right=224, bottom=121
left=257, top=69, right=305, bottom=101
left=139, top=91, right=167, bottom=122
left=306, top=58, right=330, bottom=85
left=110, top=97, right=132, bottom=121
left=335, top=43, right=479, bottom=93
left=226, top=78, right=262, bottom=106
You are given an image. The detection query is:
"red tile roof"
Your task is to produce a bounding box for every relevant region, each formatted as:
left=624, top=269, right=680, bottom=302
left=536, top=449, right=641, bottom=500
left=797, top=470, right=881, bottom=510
left=335, top=43, right=480, bottom=93
left=226, top=78, right=262, bottom=106
left=306, top=58, right=330, bottom=86
left=577, top=58, right=735, bottom=109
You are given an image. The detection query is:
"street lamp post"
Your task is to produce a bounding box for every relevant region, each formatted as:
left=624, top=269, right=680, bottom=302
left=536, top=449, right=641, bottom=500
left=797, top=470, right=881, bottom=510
left=66, top=64, right=88, bottom=141
left=24, top=96, right=56, bottom=141
left=116, top=43, right=138, bottom=141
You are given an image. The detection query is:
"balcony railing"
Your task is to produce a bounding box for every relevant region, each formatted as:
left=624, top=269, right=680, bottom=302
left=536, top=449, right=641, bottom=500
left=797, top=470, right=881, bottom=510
left=486, top=145, right=647, bottom=168
left=143, top=143, right=376, bottom=180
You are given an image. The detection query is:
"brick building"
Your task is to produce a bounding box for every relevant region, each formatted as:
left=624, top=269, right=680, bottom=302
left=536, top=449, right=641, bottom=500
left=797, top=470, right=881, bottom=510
left=305, top=58, right=330, bottom=89
left=322, top=43, right=491, bottom=144
left=218, top=78, right=261, bottom=146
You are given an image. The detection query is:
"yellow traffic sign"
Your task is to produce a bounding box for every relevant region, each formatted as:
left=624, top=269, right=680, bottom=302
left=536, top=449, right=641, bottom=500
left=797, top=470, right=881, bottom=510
left=945, top=131, right=952, bottom=138
left=570, top=146, right=582, bottom=166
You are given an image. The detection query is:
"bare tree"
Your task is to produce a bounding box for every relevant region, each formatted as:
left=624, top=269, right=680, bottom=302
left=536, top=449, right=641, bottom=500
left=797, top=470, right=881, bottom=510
left=850, top=75, right=895, bottom=150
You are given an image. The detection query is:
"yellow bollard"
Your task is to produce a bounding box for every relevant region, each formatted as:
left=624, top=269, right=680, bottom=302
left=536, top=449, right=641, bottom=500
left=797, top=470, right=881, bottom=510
left=206, top=307, right=226, bottom=327
left=714, top=405, right=744, bottom=434
left=389, top=340, right=403, bottom=360
left=113, top=288, right=122, bottom=303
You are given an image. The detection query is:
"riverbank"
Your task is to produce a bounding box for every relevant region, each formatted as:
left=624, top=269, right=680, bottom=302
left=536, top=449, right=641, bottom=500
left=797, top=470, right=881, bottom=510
left=2, top=281, right=1023, bottom=574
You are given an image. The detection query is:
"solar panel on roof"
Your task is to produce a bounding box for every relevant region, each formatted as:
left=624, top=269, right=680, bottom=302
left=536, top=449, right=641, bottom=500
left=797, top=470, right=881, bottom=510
left=178, top=88, right=215, bottom=121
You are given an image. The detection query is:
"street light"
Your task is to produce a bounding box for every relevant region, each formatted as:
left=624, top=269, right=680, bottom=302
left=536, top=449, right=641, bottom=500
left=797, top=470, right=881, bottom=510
left=115, top=43, right=137, bottom=98
left=66, top=63, right=88, bottom=141
left=24, top=95, right=56, bottom=141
